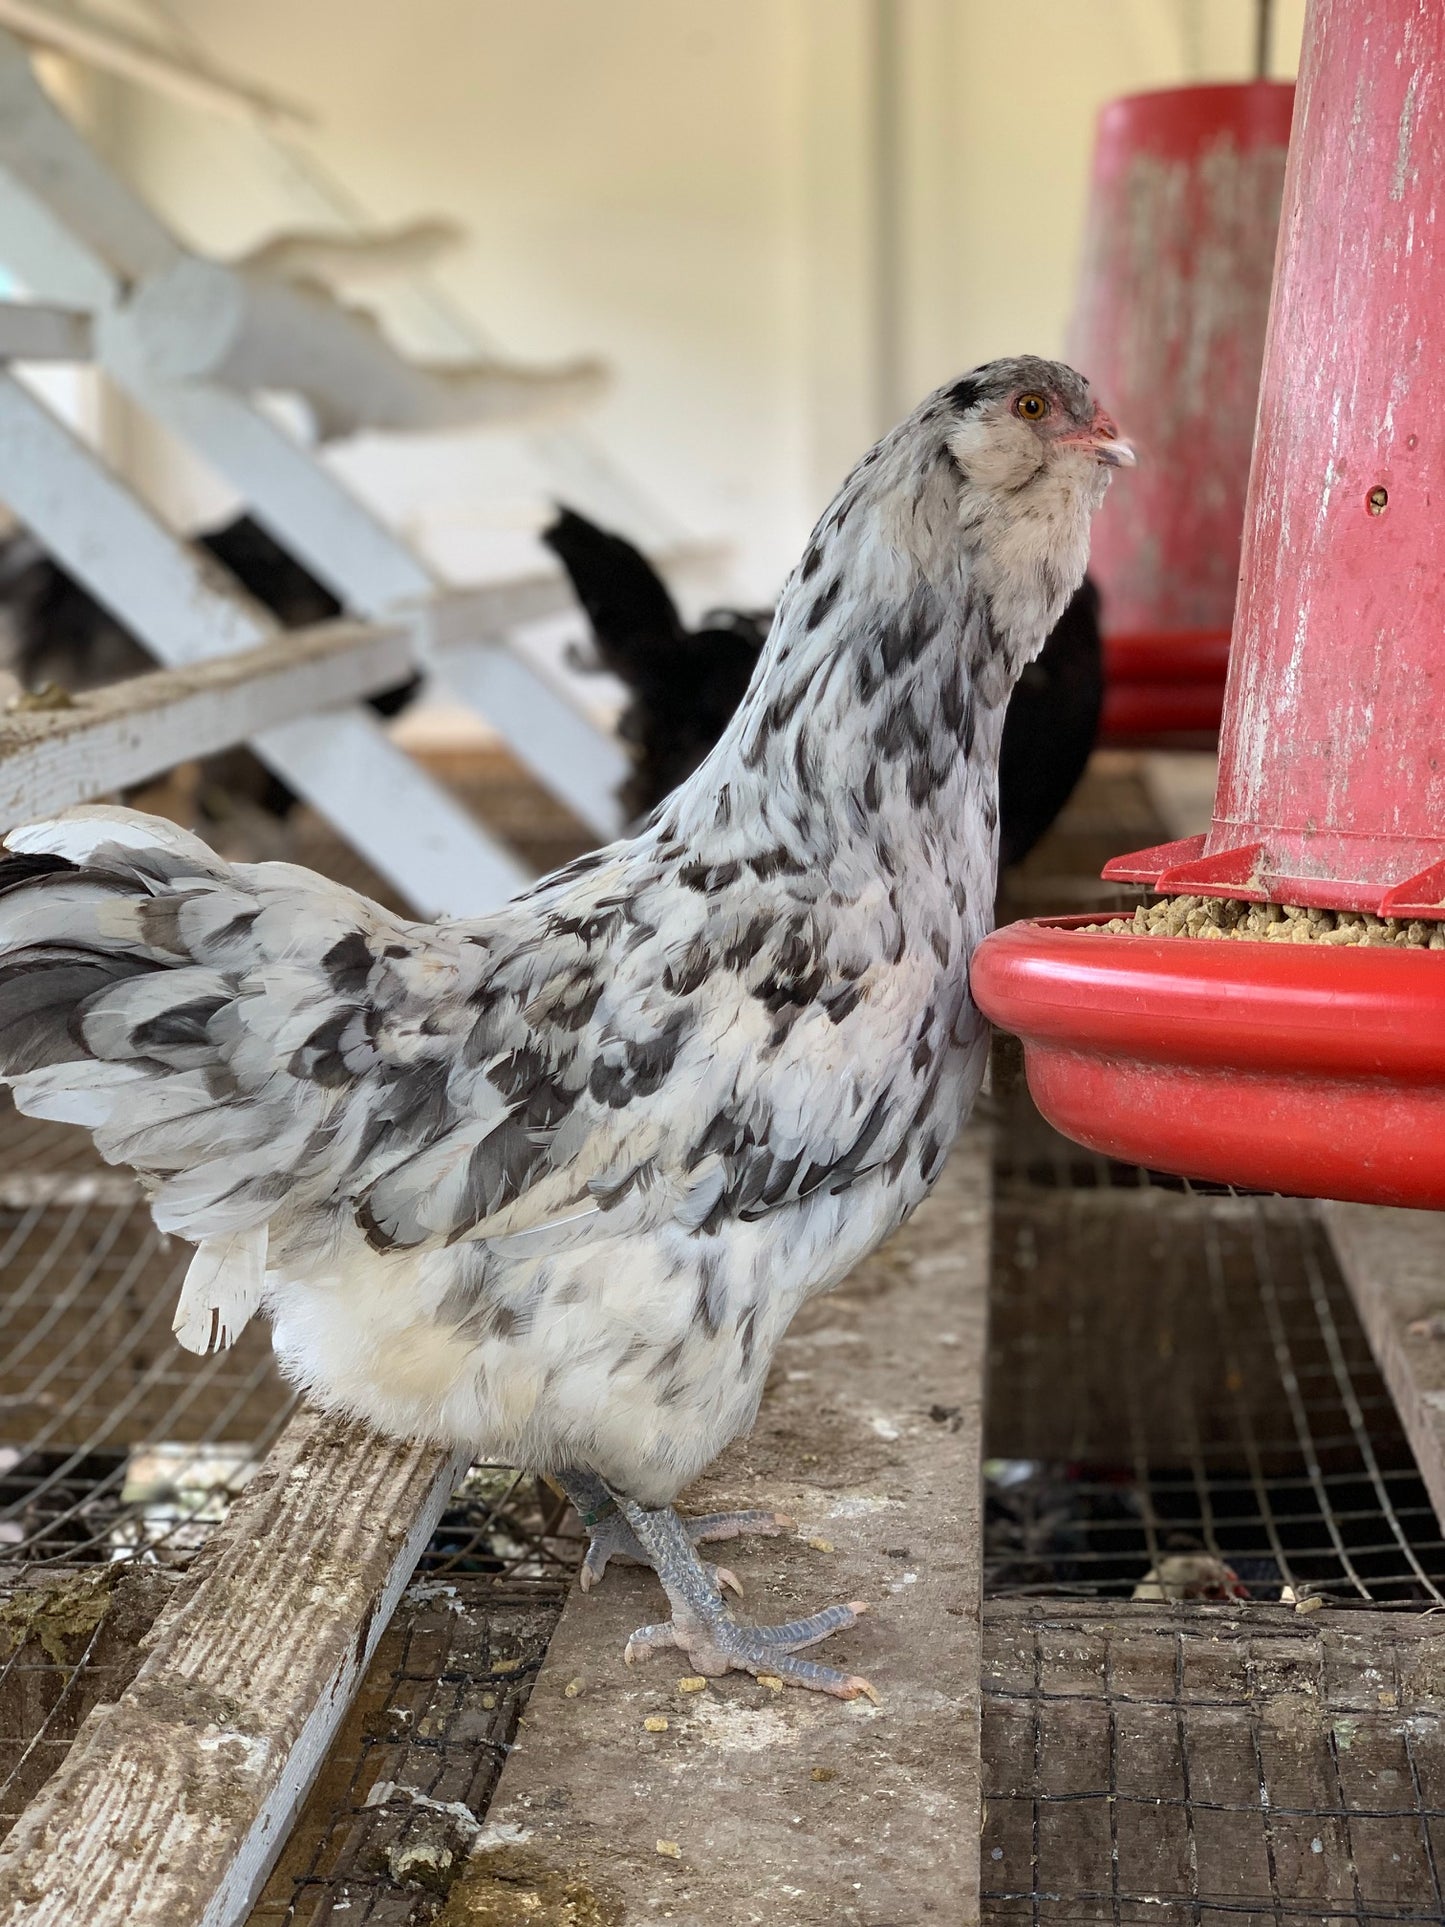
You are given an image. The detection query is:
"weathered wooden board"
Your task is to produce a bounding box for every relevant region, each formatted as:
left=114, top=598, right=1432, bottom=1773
left=0, top=618, right=414, bottom=826
left=0, top=1412, right=468, bottom=1927
left=1324, top=1201, right=1445, bottom=1534
left=475, top=1124, right=990, bottom=1927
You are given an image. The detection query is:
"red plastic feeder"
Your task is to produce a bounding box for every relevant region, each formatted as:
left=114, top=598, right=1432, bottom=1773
left=1069, top=80, right=1295, bottom=743
left=974, top=0, right=1445, bottom=1209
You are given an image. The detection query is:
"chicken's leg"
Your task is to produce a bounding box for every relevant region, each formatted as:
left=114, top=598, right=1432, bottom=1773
left=614, top=1495, right=876, bottom=1700
left=557, top=1467, right=790, bottom=1594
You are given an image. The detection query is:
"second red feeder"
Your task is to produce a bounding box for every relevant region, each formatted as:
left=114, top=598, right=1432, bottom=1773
left=975, top=0, right=1445, bottom=1209
left=1069, top=80, right=1295, bottom=742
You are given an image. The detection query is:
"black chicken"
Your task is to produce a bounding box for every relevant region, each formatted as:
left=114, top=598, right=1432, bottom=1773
left=544, top=506, right=1102, bottom=861
left=542, top=507, right=770, bottom=825
left=995, top=574, right=1102, bottom=868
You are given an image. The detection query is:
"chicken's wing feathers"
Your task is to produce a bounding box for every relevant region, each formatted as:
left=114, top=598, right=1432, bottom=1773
left=0, top=806, right=944, bottom=1291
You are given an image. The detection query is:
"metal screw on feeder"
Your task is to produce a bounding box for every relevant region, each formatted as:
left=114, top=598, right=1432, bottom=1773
left=1070, top=73, right=1294, bottom=743
left=972, top=0, right=1445, bottom=1210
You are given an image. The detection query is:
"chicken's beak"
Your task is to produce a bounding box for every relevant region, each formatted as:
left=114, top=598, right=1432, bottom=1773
left=1058, top=406, right=1137, bottom=468
left=1086, top=406, right=1136, bottom=468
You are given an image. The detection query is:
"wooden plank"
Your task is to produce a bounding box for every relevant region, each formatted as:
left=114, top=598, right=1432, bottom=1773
left=0, top=1411, right=468, bottom=1927
left=1323, top=1200, right=1445, bottom=1532
left=0, top=618, right=416, bottom=825
left=0, top=299, right=90, bottom=362
left=0, top=369, right=531, bottom=913
left=476, top=1122, right=990, bottom=1927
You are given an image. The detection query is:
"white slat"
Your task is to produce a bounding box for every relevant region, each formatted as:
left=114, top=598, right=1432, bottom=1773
left=0, top=32, right=178, bottom=285
left=0, top=371, right=530, bottom=913
left=100, top=341, right=627, bottom=839
left=0, top=298, right=90, bottom=361
left=0, top=30, right=628, bottom=839
left=0, top=0, right=313, bottom=131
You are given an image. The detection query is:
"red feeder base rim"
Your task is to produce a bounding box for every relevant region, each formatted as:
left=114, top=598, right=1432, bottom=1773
left=970, top=917, right=1445, bottom=1209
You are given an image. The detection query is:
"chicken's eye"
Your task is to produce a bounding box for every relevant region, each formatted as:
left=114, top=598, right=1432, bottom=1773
left=1014, top=393, right=1049, bottom=421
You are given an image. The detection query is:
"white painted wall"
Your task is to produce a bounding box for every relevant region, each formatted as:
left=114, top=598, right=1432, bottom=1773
left=86, top=0, right=1306, bottom=605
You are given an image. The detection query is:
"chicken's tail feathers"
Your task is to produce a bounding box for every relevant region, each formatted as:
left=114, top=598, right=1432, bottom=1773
left=172, top=1228, right=268, bottom=1355
left=542, top=504, right=684, bottom=683
left=0, top=807, right=410, bottom=1350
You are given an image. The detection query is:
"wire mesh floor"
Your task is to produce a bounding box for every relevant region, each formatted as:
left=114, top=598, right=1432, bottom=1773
left=982, top=1599, right=1445, bottom=1922
left=246, top=1576, right=567, bottom=1927
left=0, top=1095, right=294, bottom=1568
left=985, top=1049, right=1445, bottom=1610
left=0, top=1564, right=178, bottom=1842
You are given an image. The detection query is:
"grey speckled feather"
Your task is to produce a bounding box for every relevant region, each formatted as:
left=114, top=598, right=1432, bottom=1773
left=0, top=357, right=1129, bottom=1506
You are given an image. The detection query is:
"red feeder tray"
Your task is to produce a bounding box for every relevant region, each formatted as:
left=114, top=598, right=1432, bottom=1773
left=972, top=919, right=1445, bottom=1209
left=974, top=0, right=1445, bottom=1209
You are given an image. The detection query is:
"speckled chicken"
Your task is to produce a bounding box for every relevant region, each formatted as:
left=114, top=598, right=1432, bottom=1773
left=0, top=358, right=1131, bottom=1697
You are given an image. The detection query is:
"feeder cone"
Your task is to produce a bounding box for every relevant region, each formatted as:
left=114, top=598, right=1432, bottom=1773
left=1069, top=81, right=1294, bottom=742
left=974, top=0, right=1445, bottom=1209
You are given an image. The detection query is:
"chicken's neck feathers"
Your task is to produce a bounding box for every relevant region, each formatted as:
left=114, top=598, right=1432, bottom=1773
left=662, top=437, right=1084, bottom=897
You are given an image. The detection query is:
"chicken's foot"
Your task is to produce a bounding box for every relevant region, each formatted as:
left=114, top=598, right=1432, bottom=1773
left=557, top=1467, right=790, bottom=1595
left=613, top=1493, right=876, bottom=1700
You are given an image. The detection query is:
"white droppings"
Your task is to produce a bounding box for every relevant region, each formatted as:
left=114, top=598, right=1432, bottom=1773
left=687, top=1698, right=800, bottom=1753
left=828, top=1494, right=903, bottom=1518
left=196, top=1727, right=269, bottom=1763
left=404, top=1579, right=464, bottom=1612
left=364, top=1780, right=489, bottom=1842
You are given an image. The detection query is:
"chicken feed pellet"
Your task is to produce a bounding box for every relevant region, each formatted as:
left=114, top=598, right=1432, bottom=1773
left=1082, top=895, right=1445, bottom=947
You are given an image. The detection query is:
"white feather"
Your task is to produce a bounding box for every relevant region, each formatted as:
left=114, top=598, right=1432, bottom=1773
left=172, top=1227, right=268, bottom=1354
left=6, top=807, right=230, bottom=873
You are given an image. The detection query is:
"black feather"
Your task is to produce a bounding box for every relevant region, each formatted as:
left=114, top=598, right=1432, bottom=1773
left=0, top=851, right=78, bottom=895
left=543, top=507, right=769, bottom=823
left=0, top=952, right=152, bottom=1074
left=995, top=577, right=1104, bottom=868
